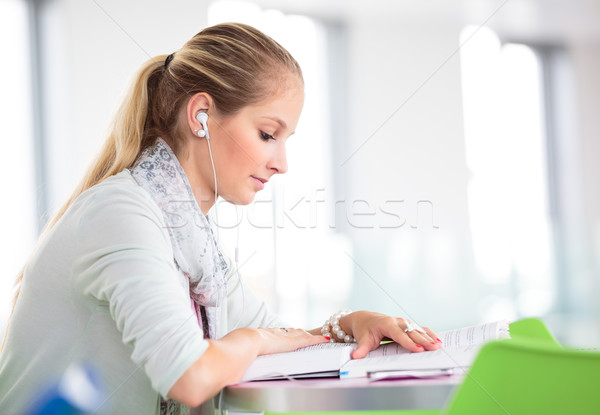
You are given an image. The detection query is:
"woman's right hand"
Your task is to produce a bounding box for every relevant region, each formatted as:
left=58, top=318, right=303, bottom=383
left=255, top=327, right=329, bottom=356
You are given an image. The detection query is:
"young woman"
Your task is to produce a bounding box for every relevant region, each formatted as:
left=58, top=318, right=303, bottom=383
left=0, top=23, right=441, bottom=413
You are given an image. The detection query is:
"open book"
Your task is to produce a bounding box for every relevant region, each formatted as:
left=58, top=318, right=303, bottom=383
left=241, top=320, right=510, bottom=382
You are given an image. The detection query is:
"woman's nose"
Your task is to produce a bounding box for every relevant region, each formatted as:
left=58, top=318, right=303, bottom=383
left=268, top=142, right=288, bottom=174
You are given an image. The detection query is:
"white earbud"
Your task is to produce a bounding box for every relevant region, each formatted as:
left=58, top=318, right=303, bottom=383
left=197, top=110, right=218, bottom=240
left=196, top=112, right=210, bottom=140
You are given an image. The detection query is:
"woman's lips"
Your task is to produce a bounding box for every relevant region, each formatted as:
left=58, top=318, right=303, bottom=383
left=251, top=176, right=267, bottom=190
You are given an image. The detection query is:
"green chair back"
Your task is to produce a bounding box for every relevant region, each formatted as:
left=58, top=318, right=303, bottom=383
left=508, top=317, right=560, bottom=346
left=442, top=338, right=600, bottom=414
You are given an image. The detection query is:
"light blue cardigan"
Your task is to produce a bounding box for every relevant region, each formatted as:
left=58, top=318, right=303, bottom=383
left=0, top=170, right=283, bottom=414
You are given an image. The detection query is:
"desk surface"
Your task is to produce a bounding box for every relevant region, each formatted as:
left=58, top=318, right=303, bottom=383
left=220, top=375, right=462, bottom=413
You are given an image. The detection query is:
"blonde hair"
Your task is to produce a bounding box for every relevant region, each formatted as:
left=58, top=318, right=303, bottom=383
left=2, top=23, right=302, bottom=351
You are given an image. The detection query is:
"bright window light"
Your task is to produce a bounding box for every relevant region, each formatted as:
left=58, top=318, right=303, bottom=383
left=460, top=25, right=555, bottom=319
left=0, top=0, right=37, bottom=336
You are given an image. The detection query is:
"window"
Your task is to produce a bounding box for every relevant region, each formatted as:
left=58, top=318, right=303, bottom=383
left=460, top=26, right=555, bottom=320
left=0, top=0, right=37, bottom=335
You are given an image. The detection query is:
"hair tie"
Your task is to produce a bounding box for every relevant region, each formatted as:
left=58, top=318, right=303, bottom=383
left=164, top=53, right=175, bottom=68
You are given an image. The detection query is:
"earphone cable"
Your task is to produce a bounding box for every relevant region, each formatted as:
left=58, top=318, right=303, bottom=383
left=232, top=205, right=245, bottom=330
left=206, top=137, right=219, bottom=240
left=204, top=122, right=245, bottom=330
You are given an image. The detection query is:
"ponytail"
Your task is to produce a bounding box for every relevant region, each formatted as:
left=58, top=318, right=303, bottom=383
left=2, top=55, right=167, bottom=352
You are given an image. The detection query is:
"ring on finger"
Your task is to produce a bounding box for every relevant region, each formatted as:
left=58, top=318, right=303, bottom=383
left=404, top=321, right=426, bottom=335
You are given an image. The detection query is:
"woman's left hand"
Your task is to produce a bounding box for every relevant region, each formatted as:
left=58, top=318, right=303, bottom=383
left=340, top=311, right=442, bottom=359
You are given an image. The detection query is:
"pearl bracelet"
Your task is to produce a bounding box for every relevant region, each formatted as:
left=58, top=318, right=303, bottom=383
left=321, top=310, right=356, bottom=343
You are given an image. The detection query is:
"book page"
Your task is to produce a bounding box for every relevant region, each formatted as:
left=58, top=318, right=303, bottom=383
left=438, top=320, right=510, bottom=347
left=341, top=344, right=481, bottom=378
left=361, top=342, right=411, bottom=358
left=360, top=319, right=509, bottom=358
left=241, top=342, right=356, bottom=382
left=340, top=320, right=510, bottom=378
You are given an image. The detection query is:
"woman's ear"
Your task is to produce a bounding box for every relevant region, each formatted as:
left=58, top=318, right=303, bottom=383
left=186, top=92, right=213, bottom=133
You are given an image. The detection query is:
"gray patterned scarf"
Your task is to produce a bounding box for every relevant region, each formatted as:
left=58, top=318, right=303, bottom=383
left=129, top=137, right=228, bottom=340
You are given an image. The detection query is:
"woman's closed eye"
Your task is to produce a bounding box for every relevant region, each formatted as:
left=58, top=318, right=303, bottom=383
left=260, top=131, right=276, bottom=141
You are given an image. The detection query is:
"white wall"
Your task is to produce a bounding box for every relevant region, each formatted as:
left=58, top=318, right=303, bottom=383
left=342, top=20, right=476, bottom=329
left=562, top=40, right=600, bottom=334
left=44, top=0, right=210, bottom=213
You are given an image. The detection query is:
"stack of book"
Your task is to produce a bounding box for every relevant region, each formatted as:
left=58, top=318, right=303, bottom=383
left=241, top=320, right=510, bottom=382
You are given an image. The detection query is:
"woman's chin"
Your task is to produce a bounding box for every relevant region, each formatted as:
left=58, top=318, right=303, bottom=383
left=223, top=192, right=257, bottom=206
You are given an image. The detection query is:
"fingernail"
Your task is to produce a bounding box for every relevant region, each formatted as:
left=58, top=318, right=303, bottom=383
left=416, top=344, right=424, bottom=348
left=437, top=338, right=442, bottom=343
left=431, top=342, right=437, bottom=345
left=324, top=336, right=331, bottom=340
